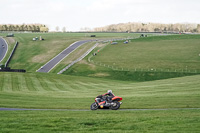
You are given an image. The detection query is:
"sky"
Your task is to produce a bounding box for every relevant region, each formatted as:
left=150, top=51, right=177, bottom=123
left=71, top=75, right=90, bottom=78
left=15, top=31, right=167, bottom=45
left=0, top=0, right=200, bottom=31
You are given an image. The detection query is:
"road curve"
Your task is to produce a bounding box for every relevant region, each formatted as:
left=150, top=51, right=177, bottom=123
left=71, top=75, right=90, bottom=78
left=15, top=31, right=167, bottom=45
left=0, top=37, right=8, bottom=63
left=37, top=40, right=92, bottom=73
left=1, top=107, right=200, bottom=111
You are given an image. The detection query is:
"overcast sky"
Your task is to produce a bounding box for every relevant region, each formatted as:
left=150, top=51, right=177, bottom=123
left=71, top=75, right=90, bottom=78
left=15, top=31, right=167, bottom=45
left=0, top=0, right=200, bottom=31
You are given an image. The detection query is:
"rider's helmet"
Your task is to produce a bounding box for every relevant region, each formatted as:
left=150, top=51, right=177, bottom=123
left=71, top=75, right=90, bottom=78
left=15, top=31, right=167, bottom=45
left=107, top=90, right=112, bottom=93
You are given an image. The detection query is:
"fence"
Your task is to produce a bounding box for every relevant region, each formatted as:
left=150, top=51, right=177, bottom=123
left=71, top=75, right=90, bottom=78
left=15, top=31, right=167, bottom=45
left=5, top=41, right=18, bottom=67
left=88, top=59, right=200, bottom=74
left=88, top=34, right=200, bottom=74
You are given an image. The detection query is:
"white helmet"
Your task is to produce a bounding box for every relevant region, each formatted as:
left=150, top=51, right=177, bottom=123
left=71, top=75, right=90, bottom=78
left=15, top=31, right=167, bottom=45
left=107, top=90, right=112, bottom=93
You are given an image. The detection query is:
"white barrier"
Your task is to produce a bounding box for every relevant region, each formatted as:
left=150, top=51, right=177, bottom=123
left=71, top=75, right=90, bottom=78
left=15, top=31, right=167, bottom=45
left=57, top=43, right=99, bottom=74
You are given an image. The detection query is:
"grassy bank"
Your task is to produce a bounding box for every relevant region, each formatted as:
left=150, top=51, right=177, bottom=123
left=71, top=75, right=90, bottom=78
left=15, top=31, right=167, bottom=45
left=0, top=72, right=200, bottom=109
left=64, top=34, right=200, bottom=81
left=91, top=34, right=200, bottom=71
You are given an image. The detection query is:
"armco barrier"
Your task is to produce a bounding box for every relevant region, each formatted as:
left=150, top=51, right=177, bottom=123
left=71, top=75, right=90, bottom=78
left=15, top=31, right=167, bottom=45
left=57, top=43, right=99, bottom=74
left=5, top=41, right=18, bottom=67
left=0, top=68, right=26, bottom=72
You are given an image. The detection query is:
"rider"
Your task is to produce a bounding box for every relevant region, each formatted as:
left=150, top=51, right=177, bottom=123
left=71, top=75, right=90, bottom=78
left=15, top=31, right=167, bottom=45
left=96, top=90, right=115, bottom=105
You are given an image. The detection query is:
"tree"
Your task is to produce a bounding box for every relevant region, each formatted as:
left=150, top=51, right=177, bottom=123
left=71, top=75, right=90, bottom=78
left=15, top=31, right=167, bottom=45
left=40, top=27, right=49, bottom=32
left=55, top=26, right=60, bottom=32
left=197, top=24, right=200, bottom=33
left=2, top=25, right=8, bottom=31
left=62, top=27, right=66, bottom=32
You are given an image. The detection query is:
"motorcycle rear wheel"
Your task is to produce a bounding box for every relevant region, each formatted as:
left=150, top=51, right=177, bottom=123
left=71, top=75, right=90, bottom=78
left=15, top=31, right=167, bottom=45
left=110, top=101, right=120, bottom=110
left=91, top=102, right=98, bottom=110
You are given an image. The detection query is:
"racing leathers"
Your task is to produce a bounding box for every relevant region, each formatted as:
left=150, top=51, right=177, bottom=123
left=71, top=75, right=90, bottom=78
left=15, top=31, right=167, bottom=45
left=96, top=92, right=115, bottom=105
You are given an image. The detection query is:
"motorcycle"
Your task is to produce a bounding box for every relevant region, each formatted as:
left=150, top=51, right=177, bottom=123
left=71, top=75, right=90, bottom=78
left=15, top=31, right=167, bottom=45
left=90, top=96, right=123, bottom=110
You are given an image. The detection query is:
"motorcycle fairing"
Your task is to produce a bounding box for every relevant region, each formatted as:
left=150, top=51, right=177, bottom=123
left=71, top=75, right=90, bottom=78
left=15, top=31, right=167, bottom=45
left=112, top=96, right=122, bottom=101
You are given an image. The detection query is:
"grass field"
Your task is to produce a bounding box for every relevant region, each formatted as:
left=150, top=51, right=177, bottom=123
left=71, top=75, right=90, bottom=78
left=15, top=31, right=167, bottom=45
left=0, top=33, right=200, bottom=132
left=0, top=72, right=200, bottom=109
left=64, top=34, right=200, bottom=81
left=92, top=35, right=200, bottom=70
left=0, top=72, right=200, bottom=132
left=0, top=109, right=200, bottom=133
left=0, top=32, right=141, bottom=72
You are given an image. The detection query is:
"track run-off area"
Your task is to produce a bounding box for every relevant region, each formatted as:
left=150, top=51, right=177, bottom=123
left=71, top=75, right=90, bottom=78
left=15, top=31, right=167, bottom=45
left=37, top=40, right=92, bottom=73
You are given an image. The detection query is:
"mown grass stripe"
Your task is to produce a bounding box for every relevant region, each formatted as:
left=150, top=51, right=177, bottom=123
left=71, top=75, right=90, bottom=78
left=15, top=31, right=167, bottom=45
left=53, top=79, right=74, bottom=92
left=0, top=73, right=4, bottom=91
left=2, top=73, right=12, bottom=91
left=76, top=82, right=96, bottom=91
left=38, top=78, right=51, bottom=91
left=63, top=80, right=82, bottom=92
left=17, top=73, right=28, bottom=91
left=50, top=79, right=66, bottom=91
left=41, top=78, right=59, bottom=91
left=30, top=76, right=45, bottom=91
left=25, top=74, right=37, bottom=91
left=11, top=73, right=19, bottom=91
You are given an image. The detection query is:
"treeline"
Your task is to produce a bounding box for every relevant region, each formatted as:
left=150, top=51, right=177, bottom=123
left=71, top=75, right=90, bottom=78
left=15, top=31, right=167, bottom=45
left=94, top=22, right=200, bottom=33
left=0, top=24, right=49, bottom=32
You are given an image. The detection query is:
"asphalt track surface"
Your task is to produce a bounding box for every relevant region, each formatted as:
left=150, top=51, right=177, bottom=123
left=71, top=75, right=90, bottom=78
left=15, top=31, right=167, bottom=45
left=0, top=37, right=8, bottom=63
left=37, top=40, right=92, bottom=73
left=1, top=108, right=200, bottom=111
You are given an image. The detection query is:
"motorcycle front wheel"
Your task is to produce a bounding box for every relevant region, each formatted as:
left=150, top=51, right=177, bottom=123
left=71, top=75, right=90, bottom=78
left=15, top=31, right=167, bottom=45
left=90, top=102, right=98, bottom=110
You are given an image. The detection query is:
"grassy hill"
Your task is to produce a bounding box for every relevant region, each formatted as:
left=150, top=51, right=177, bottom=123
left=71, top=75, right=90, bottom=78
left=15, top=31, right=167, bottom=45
left=64, top=34, right=200, bottom=81
left=0, top=32, right=141, bottom=72
left=0, top=72, right=199, bottom=109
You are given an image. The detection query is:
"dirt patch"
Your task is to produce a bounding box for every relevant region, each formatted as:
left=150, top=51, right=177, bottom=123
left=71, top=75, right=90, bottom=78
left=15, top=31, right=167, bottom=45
left=88, top=73, right=110, bottom=77
left=96, top=43, right=108, bottom=48
left=5, top=37, right=15, bottom=44
left=78, top=60, right=96, bottom=70
left=32, top=54, right=49, bottom=63
left=31, top=48, right=58, bottom=63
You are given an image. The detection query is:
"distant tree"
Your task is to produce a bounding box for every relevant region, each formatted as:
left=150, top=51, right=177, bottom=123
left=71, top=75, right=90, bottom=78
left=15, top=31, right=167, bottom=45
left=154, top=28, right=160, bottom=32
left=62, top=27, right=66, bottom=32
left=197, top=24, right=200, bottom=33
left=8, top=25, right=12, bottom=31
left=55, top=26, right=60, bottom=32
left=36, top=26, right=40, bottom=32
left=2, top=25, right=8, bottom=31
left=28, top=25, right=33, bottom=32
left=40, top=27, right=49, bottom=32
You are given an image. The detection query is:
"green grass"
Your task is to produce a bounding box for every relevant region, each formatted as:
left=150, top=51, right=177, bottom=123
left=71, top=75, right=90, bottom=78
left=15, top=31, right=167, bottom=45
left=0, top=32, right=141, bottom=72
left=64, top=34, right=200, bottom=81
left=0, top=72, right=200, bottom=109
left=92, top=34, right=200, bottom=71
left=1, top=33, right=200, bottom=132
left=0, top=110, right=200, bottom=133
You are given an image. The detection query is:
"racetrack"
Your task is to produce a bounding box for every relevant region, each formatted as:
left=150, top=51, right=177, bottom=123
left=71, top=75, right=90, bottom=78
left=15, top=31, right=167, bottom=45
left=37, top=40, right=92, bottom=73
left=1, top=107, right=200, bottom=111
left=0, top=37, right=8, bottom=63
